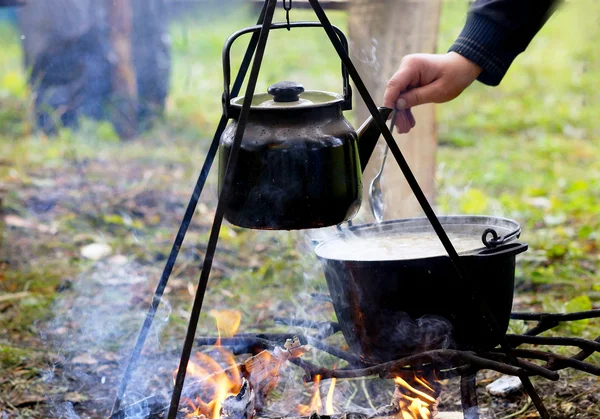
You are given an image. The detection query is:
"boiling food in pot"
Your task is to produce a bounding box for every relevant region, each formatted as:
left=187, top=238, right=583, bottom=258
left=317, top=231, right=486, bottom=261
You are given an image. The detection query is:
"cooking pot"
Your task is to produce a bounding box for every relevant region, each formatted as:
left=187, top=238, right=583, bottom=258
left=218, top=24, right=392, bottom=230
left=315, top=215, right=527, bottom=362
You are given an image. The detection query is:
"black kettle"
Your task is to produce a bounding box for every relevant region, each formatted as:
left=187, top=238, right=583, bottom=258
left=218, top=27, right=391, bottom=230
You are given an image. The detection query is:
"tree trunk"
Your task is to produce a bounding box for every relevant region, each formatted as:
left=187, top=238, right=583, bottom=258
left=0, top=185, right=5, bottom=251
left=107, top=0, right=138, bottom=139
left=348, top=0, right=441, bottom=220
left=131, top=0, right=171, bottom=128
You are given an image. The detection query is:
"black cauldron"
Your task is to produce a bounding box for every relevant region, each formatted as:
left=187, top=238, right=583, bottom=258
left=315, top=215, right=527, bottom=362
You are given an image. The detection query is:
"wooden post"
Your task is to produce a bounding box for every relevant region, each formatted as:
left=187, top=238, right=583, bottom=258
left=107, top=0, right=138, bottom=139
left=348, top=0, right=441, bottom=220
left=0, top=185, right=5, bottom=251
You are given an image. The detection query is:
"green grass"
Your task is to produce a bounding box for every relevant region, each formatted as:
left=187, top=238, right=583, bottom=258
left=0, top=1, right=599, bottom=408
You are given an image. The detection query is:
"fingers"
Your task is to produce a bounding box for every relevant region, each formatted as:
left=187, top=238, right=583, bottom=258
left=394, top=109, right=416, bottom=134
left=395, top=79, right=446, bottom=109
left=383, top=66, right=418, bottom=109
left=383, top=52, right=482, bottom=134
left=406, top=108, right=416, bottom=127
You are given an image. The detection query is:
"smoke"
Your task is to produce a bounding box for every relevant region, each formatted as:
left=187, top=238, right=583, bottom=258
left=350, top=37, right=381, bottom=74
left=386, top=313, right=454, bottom=355
left=52, top=402, right=81, bottom=419
left=41, top=258, right=175, bottom=418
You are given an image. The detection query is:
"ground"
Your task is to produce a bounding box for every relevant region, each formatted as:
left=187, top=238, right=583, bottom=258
left=0, top=1, right=599, bottom=418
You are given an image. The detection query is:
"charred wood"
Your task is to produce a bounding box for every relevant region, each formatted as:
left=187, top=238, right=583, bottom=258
left=197, top=333, right=366, bottom=367
left=108, top=394, right=167, bottom=419
left=221, top=378, right=255, bottom=419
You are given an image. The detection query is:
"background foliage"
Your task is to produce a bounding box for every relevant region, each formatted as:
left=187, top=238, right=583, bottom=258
left=0, top=1, right=598, bottom=417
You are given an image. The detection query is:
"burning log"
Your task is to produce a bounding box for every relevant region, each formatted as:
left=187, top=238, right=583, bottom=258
left=245, top=338, right=311, bottom=409
left=184, top=310, right=600, bottom=419
left=181, top=337, right=312, bottom=418
left=198, top=333, right=366, bottom=367
left=221, top=379, right=255, bottom=419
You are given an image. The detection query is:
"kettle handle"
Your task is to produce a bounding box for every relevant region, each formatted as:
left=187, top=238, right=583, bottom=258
left=222, top=22, right=352, bottom=118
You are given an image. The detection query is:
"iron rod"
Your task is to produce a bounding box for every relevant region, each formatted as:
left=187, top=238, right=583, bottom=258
left=289, top=349, right=528, bottom=381
left=506, top=334, right=600, bottom=352
left=460, top=373, right=480, bottom=419
left=572, top=335, right=600, bottom=362
left=306, top=1, right=549, bottom=417
left=109, top=4, right=268, bottom=415
left=489, top=349, right=600, bottom=376
left=511, top=309, right=600, bottom=322
left=167, top=0, right=278, bottom=417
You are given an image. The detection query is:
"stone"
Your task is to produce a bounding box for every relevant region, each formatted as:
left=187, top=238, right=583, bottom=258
left=435, top=413, right=463, bottom=419
left=80, top=243, right=112, bottom=260
left=486, top=375, right=523, bottom=397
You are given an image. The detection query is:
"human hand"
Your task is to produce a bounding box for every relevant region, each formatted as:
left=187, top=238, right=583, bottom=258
left=383, top=52, right=483, bottom=133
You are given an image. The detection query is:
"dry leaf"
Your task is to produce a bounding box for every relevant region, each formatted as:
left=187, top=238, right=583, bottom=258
left=11, top=394, right=47, bottom=407
left=63, top=392, right=89, bottom=404
left=220, top=289, right=234, bottom=298
left=4, top=214, right=57, bottom=234
left=102, top=352, right=119, bottom=362
left=0, top=291, right=32, bottom=303
left=72, top=353, right=98, bottom=365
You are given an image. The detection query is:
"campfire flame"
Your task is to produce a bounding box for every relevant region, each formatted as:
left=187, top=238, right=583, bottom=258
left=178, top=310, right=311, bottom=419
left=176, top=309, right=435, bottom=419
left=325, top=377, right=337, bottom=415
left=394, top=376, right=436, bottom=419
left=210, top=309, right=242, bottom=342
left=297, top=374, right=323, bottom=416
left=178, top=310, right=244, bottom=419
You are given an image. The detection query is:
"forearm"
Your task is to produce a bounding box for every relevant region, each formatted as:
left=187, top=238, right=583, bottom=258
left=448, top=0, right=560, bottom=86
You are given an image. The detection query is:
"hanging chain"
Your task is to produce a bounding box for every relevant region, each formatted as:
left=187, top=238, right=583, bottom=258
left=283, top=0, right=292, bottom=30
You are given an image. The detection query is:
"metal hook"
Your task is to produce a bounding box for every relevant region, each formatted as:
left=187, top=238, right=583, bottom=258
left=482, top=228, right=500, bottom=248
left=283, top=0, right=292, bottom=30
left=482, top=226, right=521, bottom=248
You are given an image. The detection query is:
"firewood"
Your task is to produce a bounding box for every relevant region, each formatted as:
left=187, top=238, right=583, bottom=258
left=221, top=378, right=255, bottom=419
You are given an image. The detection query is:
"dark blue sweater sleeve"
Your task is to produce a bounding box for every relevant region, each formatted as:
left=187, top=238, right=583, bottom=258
left=448, top=0, right=560, bottom=86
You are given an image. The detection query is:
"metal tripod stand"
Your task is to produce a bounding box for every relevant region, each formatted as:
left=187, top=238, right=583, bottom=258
left=111, top=1, right=550, bottom=418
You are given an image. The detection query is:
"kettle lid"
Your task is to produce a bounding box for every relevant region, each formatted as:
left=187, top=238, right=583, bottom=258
left=230, top=81, right=343, bottom=109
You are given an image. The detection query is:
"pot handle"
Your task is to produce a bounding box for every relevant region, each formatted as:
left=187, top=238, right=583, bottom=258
left=474, top=242, right=528, bottom=258
left=481, top=226, right=521, bottom=249
left=222, top=22, right=352, bottom=118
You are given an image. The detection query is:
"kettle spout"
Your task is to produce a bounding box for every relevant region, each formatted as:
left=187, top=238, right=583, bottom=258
left=356, top=107, right=394, bottom=173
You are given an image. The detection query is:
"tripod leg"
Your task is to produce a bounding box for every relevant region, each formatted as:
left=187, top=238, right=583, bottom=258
left=306, top=1, right=549, bottom=418
left=110, top=3, right=269, bottom=416
left=166, top=0, right=278, bottom=417
left=461, top=373, right=480, bottom=419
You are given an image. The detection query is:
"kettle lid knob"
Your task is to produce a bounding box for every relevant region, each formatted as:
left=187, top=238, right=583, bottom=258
left=267, top=81, right=305, bottom=102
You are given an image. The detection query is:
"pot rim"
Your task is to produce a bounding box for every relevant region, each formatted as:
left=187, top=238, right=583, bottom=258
left=314, top=215, right=523, bottom=263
